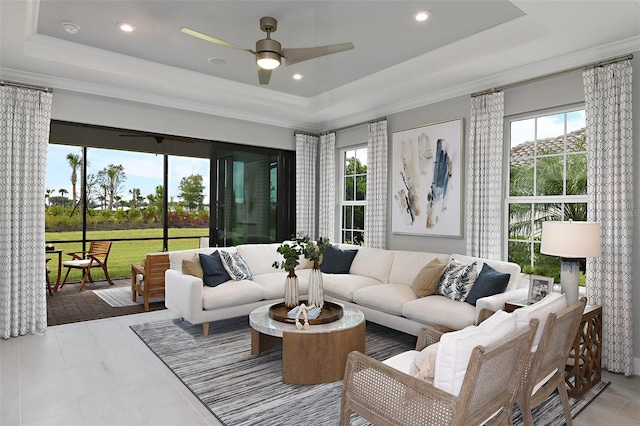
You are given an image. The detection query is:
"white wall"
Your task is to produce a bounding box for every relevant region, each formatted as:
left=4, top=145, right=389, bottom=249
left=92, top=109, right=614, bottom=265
left=51, top=90, right=295, bottom=150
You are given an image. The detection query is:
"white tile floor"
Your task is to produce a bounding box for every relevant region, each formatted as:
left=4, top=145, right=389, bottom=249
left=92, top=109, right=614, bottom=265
left=1, top=311, right=639, bottom=426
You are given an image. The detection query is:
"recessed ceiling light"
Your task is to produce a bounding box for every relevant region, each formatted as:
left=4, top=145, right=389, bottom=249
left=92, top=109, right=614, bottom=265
left=117, top=22, right=136, bottom=32
left=413, top=10, right=431, bottom=22
left=208, top=57, right=228, bottom=66
left=291, top=73, right=304, bottom=80
left=62, top=22, right=80, bottom=34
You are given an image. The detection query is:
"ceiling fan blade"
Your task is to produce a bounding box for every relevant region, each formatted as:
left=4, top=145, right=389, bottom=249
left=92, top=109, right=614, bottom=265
left=258, top=69, right=272, bottom=85
left=181, top=27, right=252, bottom=53
left=282, top=42, right=354, bottom=66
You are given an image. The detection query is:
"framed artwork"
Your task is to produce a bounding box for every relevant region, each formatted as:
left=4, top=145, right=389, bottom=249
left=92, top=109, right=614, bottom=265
left=528, top=275, right=554, bottom=303
left=391, top=118, right=463, bottom=237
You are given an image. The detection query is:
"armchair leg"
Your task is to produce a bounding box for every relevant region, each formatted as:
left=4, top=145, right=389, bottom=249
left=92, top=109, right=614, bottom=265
left=103, top=266, right=114, bottom=285
left=558, top=382, right=573, bottom=426
left=78, top=268, right=91, bottom=291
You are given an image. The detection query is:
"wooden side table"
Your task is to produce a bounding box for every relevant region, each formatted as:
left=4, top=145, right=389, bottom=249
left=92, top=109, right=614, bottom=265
left=503, top=299, right=603, bottom=398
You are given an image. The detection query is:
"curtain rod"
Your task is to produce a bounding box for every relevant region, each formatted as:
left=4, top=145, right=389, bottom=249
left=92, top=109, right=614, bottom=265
left=320, top=116, right=387, bottom=136
left=294, top=116, right=387, bottom=137
left=0, top=80, right=53, bottom=93
left=471, top=53, right=633, bottom=98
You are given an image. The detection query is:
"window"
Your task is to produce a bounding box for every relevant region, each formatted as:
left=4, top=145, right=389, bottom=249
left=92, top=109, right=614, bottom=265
left=506, top=108, right=587, bottom=282
left=341, top=147, right=367, bottom=245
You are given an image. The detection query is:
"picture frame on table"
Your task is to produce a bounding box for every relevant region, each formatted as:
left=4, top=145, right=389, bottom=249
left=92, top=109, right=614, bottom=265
left=528, top=275, right=554, bottom=303
left=390, top=118, right=464, bottom=238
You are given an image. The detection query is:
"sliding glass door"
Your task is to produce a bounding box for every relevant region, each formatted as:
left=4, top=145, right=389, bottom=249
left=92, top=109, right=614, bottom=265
left=213, top=145, right=294, bottom=247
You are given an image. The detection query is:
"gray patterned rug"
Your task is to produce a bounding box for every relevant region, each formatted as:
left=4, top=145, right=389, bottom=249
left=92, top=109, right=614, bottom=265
left=130, top=317, right=609, bottom=426
left=93, top=286, right=163, bottom=307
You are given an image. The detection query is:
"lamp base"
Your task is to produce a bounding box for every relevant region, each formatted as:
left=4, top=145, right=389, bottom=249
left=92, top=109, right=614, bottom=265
left=560, top=258, right=580, bottom=305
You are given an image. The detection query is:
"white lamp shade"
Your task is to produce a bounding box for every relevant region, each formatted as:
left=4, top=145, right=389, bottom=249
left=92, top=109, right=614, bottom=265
left=540, top=221, right=602, bottom=258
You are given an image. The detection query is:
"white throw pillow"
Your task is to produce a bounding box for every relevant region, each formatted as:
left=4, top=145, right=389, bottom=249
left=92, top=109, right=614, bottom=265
left=434, top=310, right=516, bottom=396
left=514, top=292, right=567, bottom=351
left=219, top=251, right=252, bottom=281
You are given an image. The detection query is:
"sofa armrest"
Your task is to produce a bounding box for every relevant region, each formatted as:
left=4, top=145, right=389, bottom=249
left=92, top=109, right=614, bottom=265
left=475, top=288, right=528, bottom=318
left=164, top=269, right=204, bottom=324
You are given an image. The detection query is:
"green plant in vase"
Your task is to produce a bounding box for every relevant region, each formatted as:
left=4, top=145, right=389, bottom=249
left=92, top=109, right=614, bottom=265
left=272, top=241, right=304, bottom=307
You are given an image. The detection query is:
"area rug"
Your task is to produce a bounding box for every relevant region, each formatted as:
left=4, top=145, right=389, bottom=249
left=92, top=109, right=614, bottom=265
left=93, top=286, right=163, bottom=307
left=130, top=317, right=609, bottom=426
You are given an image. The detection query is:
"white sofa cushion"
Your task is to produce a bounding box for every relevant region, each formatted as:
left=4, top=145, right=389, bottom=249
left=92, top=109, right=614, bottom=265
left=388, top=251, right=449, bottom=285
left=202, top=280, right=266, bottom=310
left=349, top=246, right=395, bottom=283
left=236, top=244, right=282, bottom=276
left=402, top=295, right=477, bottom=331
left=169, top=248, right=225, bottom=272
left=251, top=272, right=310, bottom=299
left=450, top=254, right=521, bottom=291
left=322, top=273, right=382, bottom=302
left=514, top=292, right=567, bottom=351
left=353, top=284, right=417, bottom=316
left=434, top=310, right=517, bottom=396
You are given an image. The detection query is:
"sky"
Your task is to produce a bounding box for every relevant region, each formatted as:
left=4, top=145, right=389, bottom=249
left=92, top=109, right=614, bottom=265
left=510, top=109, right=585, bottom=147
left=46, top=145, right=210, bottom=205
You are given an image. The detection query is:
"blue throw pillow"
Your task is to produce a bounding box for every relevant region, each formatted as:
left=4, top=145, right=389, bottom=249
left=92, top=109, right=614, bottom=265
left=199, top=251, right=231, bottom=287
left=465, top=263, right=510, bottom=306
left=320, top=246, right=358, bottom=274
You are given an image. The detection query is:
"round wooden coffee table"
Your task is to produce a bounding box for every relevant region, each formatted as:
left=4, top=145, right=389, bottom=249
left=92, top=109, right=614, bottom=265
left=249, top=303, right=365, bottom=385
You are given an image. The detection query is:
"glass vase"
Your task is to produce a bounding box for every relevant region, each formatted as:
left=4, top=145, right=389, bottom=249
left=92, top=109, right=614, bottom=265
left=307, top=262, right=324, bottom=308
left=284, top=270, right=299, bottom=308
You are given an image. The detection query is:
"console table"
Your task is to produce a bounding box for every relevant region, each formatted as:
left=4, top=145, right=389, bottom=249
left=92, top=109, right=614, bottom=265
left=504, top=299, right=602, bottom=398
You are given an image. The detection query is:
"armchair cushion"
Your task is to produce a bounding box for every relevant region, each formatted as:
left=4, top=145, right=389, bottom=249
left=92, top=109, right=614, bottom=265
left=219, top=251, right=252, bottom=281
left=514, top=291, right=567, bottom=350
left=437, top=259, right=479, bottom=302
left=199, top=251, right=231, bottom=287
left=434, top=310, right=516, bottom=396
left=410, top=258, right=447, bottom=297
left=464, top=263, right=510, bottom=306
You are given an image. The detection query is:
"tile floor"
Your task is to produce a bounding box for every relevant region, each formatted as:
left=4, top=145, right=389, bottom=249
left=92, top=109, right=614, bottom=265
left=1, top=310, right=639, bottom=426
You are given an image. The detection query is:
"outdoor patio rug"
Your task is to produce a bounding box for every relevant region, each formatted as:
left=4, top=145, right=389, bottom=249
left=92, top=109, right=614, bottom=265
left=130, top=317, right=609, bottom=426
left=93, top=286, right=163, bottom=307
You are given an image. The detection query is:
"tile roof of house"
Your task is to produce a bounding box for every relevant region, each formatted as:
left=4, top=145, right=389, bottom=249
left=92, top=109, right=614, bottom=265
left=510, top=127, right=586, bottom=166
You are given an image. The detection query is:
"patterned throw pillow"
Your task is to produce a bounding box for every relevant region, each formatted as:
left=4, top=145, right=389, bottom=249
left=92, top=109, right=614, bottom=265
left=219, top=251, right=253, bottom=281
left=437, top=260, right=478, bottom=302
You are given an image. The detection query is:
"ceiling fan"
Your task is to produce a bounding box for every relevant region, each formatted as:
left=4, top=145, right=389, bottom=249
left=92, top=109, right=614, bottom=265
left=181, top=16, right=354, bottom=85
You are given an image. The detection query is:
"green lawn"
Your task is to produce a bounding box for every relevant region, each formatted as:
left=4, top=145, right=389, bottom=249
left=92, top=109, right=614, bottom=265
left=46, top=228, right=207, bottom=283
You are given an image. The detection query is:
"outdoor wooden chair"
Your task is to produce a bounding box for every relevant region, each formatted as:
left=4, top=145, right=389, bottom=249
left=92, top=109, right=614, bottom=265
left=516, top=297, right=587, bottom=426
left=60, top=241, right=114, bottom=291
left=131, top=253, right=170, bottom=312
left=340, top=319, right=538, bottom=426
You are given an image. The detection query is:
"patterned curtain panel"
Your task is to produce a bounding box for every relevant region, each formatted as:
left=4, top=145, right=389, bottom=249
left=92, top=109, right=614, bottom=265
left=0, top=85, right=52, bottom=338
left=295, top=133, right=318, bottom=239
left=584, top=60, right=634, bottom=375
left=465, top=92, right=505, bottom=260
left=318, top=133, right=336, bottom=241
left=365, top=119, right=388, bottom=249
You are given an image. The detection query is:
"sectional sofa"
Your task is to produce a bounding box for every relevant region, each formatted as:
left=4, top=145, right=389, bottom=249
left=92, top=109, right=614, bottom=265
left=163, top=243, right=528, bottom=336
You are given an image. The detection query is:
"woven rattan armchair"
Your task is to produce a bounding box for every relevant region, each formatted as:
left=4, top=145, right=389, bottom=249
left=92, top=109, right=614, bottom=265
left=516, top=297, right=587, bottom=426
left=340, top=319, right=538, bottom=426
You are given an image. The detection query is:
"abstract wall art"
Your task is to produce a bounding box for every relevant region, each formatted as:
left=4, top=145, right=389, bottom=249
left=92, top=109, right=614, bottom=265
left=391, top=118, right=463, bottom=237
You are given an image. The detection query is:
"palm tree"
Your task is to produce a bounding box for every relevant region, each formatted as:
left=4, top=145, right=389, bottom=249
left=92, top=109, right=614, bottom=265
left=45, top=188, right=55, bottom=207
left=66, top=152, right=82, bottom=207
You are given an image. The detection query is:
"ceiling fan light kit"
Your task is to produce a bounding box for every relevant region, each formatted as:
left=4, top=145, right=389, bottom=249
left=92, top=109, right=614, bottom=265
left=181, top=16, right=354, bottom=85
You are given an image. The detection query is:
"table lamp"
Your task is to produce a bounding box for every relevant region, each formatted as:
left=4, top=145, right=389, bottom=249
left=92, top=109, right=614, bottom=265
left=540, top=221, right=601, bottom=304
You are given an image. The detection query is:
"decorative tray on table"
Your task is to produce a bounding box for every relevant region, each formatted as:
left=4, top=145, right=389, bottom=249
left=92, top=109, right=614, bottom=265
left=268, top=301, right=343, bottom=325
